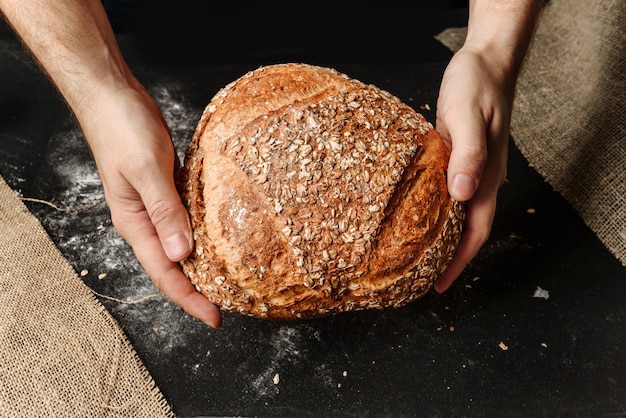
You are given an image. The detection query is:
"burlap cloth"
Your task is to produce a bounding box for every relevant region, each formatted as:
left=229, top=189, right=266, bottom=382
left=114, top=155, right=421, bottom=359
left=1, top=2, right=623, bottom=414
left=436, top=0, right=626, bottom=265
left=0, top=175, right=174, bottom=417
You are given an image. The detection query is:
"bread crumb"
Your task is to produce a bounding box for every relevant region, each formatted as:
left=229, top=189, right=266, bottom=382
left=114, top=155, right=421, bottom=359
left=98, top=273, right=107, bottom=279
left=527, top=208, right=536, bottom=214
left=499, top=341, right=508, bottom=351
left=541, top=342, right=548, bottom=348
left=80, top=269, right=88, bottom=277
left=533, top=286, right=549, bottom=299
left=420, top=103, right=431, bottom=110
left=342, top=370, right=348, bottom=377
left=152, top=327, right=159, bottom=333
left=449, top=326, right=455, bottom=332
left=273, top=373, right=280, bottom=385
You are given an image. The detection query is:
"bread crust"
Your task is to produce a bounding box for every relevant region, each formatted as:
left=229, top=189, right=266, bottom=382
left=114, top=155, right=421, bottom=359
left=178, top=63, right=464, bottom=320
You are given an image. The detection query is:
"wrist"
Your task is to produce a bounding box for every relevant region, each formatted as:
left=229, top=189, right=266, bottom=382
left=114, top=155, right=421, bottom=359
left=64, top=45, right=138, bottom=123
left=464, top=0, right=543, bottom=79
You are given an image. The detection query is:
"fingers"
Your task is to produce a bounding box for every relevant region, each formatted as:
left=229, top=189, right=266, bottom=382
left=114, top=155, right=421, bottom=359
left=123, top=144, right=193, bottom=263
left=145, top=191, right=193, bottom=262
left=434, top=117, right=508, bottom=292
left=437, top=106, right=488, bottom=203
left=139, top=231, right=222, bottom=329
left=434, top=105, right=490, bottom=291
left=116, top=209, right=222, bottom=328
left=126, top=153, right=224, bottom=326
left=105, top=134, right=220, bottom=327
left=434, top=189, right=495, bottom=293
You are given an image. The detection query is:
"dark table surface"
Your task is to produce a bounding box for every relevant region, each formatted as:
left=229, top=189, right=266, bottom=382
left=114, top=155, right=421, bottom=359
left=1, top=6, right=625, bottom=417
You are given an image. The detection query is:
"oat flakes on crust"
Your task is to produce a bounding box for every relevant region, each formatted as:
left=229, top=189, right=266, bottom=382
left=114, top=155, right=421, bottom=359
left=178, top=63, right=464, bottom=320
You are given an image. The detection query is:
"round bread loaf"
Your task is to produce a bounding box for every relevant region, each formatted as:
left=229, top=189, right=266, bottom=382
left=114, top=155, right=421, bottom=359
left=178, top=63, right=464, bottom=320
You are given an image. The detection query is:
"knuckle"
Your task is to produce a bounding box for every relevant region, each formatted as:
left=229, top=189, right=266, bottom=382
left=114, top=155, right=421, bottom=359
left=148, top=200, right=177, bottom=227
left=462, top=143, right=488, bottom=167
left=108, top=208, right=134, bottom=241
left=127, top=155, right=162, bottom=182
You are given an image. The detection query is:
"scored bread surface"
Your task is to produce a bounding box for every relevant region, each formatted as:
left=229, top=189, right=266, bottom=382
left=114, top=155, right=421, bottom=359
left=179, top=63, right=464, bottom=320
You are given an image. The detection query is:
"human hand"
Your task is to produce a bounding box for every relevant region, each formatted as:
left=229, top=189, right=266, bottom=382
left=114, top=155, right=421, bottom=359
left=79, top=84, right=222, bottom=328
left=434, top=45, right=515, bottom=292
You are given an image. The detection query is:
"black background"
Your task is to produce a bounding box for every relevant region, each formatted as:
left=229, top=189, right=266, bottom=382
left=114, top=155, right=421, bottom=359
left=1, top=3, right=625, bottom=417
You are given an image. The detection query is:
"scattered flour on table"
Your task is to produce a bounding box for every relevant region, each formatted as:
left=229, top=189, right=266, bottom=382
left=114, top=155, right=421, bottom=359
left=248, top=324, right=335, bottom=400
left=147, top=81, right=202, bottom=162
left=249, top=326, right=303, bottom=399
left=36, top=81, right=202, bottom=335
left=44, top=128, right=104, bottom=213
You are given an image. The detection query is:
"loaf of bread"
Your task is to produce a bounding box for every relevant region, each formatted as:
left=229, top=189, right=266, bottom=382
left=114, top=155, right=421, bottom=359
left=178, top=63, right=464, bottom=320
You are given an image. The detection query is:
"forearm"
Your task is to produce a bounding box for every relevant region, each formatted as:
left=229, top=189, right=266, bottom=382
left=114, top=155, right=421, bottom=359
left=0, top=0, right=134, bottom=121
left=465, top=0, right=544, bottom=90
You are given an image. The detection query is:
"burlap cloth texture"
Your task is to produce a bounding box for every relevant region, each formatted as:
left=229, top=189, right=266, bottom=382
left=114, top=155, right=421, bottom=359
left=436, top=0, right=626, bottom=265
left=0, top=175, right=173, bottom=417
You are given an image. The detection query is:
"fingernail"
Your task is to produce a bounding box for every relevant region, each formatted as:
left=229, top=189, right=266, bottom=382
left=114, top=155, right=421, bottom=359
left=163, top=232, right=190, bottom=260
left=203, top=308, right=222, bottom=329
left=205, top=317, right=222, bottom=329
left=452, top=173, right=477, bottom=201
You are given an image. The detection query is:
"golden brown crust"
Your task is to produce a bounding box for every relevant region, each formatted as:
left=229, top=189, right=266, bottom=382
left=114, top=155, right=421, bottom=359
left=178, top=63, right=464, bottom=320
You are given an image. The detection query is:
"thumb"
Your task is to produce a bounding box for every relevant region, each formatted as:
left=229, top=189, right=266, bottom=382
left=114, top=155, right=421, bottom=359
left=142, top=172, right=193, bottom=262
left=437, top=110, right=488, bottom=203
